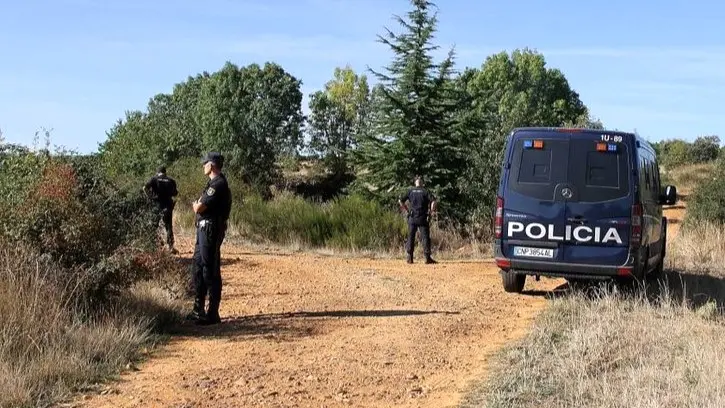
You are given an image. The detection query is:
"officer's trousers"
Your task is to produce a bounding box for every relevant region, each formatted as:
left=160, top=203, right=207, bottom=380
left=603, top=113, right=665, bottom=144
left=160, top=204, right=174, bottom=248
left=191, top=221, right=226, bottom=317
left=406, top=220, right=431, bottom=257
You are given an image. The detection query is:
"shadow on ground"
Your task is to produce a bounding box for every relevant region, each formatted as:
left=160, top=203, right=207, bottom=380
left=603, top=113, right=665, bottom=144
left=521, top=268, right=725, bottom=312
left=521, top=284, right=570, bottom=299
left=646, top=269, right=725, bottom=309
left=167, top=309, right=459, bottom=341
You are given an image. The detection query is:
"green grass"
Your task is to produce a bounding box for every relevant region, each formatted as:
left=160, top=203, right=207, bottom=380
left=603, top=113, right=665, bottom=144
left=178, top=191, right=408, bottom=251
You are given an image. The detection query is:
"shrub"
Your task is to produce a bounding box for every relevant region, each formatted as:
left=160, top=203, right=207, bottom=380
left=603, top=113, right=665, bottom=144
left=0, top=144, right=188, bottom=407
left=230, top=192, right=408, bottom=250
left=684, top=160, right=724, bottom=226
left=0, top=152, right=162, bottom=305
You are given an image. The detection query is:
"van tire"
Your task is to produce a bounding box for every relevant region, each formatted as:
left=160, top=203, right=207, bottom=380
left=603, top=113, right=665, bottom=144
left=649, top=257, right=664, bottom=281
left=648, top=219, right=667, bottom=281
left=502, top=272, right=526, bottom=293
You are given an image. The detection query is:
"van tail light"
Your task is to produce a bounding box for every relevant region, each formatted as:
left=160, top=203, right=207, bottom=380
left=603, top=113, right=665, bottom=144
left=494, top=196, right=504, bottom=239
left=630, top=202, right=642, bottom=249
left=496, top=258, right=511, bottom=269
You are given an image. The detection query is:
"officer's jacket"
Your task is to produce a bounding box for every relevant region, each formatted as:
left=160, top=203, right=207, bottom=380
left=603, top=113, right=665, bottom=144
left=145, top=174, right=178, bottom=206
left=400, top=187, right=435, bottom=222
left=197, top=173, right=232, bottom=223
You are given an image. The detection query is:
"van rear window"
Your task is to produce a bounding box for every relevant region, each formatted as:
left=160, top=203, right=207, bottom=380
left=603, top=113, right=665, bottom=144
left=518, top=150, right=552, bottom=183
left=507, top=134, right=630, bottom=202
left=585, top=151, right=620, bottom=188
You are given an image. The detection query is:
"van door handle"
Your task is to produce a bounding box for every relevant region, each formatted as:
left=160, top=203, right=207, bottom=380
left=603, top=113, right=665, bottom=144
left=567, top=217, right=587, bottom=224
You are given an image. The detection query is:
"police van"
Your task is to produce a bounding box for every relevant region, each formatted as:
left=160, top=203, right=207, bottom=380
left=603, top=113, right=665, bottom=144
left=493, top=127, right=677, bottom=293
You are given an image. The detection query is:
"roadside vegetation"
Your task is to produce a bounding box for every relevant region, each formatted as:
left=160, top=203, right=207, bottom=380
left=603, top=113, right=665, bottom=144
left=0, top=141, right=187, bottom=407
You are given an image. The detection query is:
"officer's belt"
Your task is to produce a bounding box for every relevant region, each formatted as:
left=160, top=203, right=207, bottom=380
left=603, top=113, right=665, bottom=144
left=197, top=219, right=213, bottom=228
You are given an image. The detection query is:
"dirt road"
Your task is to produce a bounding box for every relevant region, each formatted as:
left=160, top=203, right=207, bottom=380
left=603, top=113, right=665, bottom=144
left=74, top=235, right=561, bottom=408
left=70, top=202, right=687, bottom=408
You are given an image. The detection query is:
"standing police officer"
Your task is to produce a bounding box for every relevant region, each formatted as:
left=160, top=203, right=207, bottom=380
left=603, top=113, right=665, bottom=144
left=143, top=166, right=179, bottom=254
left=188, top=152, right=232, bottom=325
left=398, top=175, right=437, bottom=264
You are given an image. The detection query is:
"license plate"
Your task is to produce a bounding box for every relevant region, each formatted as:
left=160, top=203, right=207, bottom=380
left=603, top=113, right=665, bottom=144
left=513, top=246, right=554, bottom=258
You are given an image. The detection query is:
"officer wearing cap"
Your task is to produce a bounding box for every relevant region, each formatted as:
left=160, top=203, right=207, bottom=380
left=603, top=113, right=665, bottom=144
left=398, top=175, right=437, bottom=264
left=143, top=166, right=179, bottom=254
left=188, top=152, right=232, bottom=325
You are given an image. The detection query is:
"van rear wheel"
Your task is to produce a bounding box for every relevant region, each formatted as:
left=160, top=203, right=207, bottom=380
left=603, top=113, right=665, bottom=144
left=502, top=271, right=526, bottom=293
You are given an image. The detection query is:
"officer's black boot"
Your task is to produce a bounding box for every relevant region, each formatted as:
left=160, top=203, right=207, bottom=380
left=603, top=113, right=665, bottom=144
left=425, top=255, right=437, bottom=264
left=197, top=285, right=222, bottom=325
left=407, top=253, right=413, bottom=264
left=197, top=301, right=221, bottom=325
left=185, top=298, right=206, bottom=321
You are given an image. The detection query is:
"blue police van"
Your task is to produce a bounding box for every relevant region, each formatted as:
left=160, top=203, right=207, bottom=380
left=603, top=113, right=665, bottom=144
left=493, top=127, right=678, bottom=293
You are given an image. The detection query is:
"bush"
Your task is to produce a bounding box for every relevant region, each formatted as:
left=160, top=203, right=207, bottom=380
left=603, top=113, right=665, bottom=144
left=231, top=192, right=408, bottom=250
left=0, top=155, right=163, bottom=305
left=684, top=160, right=725, bottom=226
left=0, top=145, right=188, bottom=407
left=0, top=238, right=184, bottom=407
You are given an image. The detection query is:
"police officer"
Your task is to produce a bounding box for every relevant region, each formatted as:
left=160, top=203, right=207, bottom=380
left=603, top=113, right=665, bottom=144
left=143, top=166, right=179, bottom=254
left=188, top=152, right=232, bottom=325
left=398, top=175, right=437, bottom=264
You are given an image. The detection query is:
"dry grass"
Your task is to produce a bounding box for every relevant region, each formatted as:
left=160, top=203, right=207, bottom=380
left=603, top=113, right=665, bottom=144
left=0, top=243, right=186, bottom=408
left=461, top=223, right=725, bottom=408
left=664, top=162, right=716, bottom=189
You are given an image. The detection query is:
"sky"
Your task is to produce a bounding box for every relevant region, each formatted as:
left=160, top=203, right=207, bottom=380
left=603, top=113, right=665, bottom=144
left=1, top=0, right=724, bottom=153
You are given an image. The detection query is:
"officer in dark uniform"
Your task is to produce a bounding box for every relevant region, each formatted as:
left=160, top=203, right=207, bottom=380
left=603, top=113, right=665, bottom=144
left=188, top=152, right=232, bottom=325
left=398, top=175, right=437, bottom=264
left=143, top=166, right=179, bottom=254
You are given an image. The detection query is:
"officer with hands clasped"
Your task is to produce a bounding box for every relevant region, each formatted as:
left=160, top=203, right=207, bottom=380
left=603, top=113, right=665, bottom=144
left=398, top=175, right=438, bottom=264
left=187, top=152, right=232, bottom=325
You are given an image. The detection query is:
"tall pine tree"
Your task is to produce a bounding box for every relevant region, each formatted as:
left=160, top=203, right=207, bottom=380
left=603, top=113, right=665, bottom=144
left=351, top=0, right=466, bottom=221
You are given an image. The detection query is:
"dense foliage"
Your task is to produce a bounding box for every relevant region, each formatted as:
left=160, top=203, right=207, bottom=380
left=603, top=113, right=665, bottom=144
left=0, top=146, right=171, bottom=305
left=653, top=136, right=722, bottom=169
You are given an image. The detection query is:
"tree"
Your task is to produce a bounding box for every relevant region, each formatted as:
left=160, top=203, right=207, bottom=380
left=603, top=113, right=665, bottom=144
left=98, top=110, right=162, bottom=179
left=99, top=61, right=304, bottom=192
left=454, top=49, right=590, bottom=225
left=352, top=0, right=466, bottom=220
left=197, top=62, right=304, bottom=189
left=690, top=135, right=720, bottom=163
left=656, top=139, right=693, bottom=168
left=98, top=74, right=209, bottom=179
left=307, top=66, right=372, bottom=176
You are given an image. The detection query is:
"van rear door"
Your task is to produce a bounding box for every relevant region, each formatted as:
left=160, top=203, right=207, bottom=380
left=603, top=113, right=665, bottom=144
left=501, top=130, right=632, bottom=267
left=502, top=133, right=571, bottom=264
left=563, top=133, right=632, bottom=266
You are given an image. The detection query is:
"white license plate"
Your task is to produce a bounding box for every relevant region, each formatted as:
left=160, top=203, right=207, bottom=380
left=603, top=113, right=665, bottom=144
left=513, top=246, right=554, bottom=258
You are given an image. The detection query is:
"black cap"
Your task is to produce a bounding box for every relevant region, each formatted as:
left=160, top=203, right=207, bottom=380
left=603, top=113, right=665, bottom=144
left=157, top=166, right=166, bottom=174
left=201, top=152, right=224, bottom=168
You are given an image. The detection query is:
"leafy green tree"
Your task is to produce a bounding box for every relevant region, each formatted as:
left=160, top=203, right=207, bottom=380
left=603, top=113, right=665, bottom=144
left=690, top=135, right=720, bottom=163
left=99, top=62, right=304, bottom=192
left=99, top=110, right=162, bottom=179
left=197, top=62, right=304, bottom=189
left=352, top=0, right=465, bottom=219
left=308, top=66, right=372, bottom=176
left=656, top=139, right=693, bottom=168
left=454, top=49, right=589, bottom=225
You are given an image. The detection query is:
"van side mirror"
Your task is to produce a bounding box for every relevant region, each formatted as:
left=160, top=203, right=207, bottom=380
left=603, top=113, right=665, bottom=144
left=660, top=185, right=677, bottom=205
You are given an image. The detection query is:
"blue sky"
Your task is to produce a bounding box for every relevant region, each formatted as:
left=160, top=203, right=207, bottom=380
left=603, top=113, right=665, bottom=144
left=1, top=0, right=724, bottom=153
